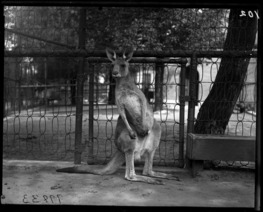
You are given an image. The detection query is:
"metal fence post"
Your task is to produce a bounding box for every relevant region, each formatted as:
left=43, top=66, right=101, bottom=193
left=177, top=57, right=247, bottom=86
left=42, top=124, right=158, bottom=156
left=87, top=63, right=94, bottom=164
left=187, top=53, right=198, bottom=134
left=44, top=58, right=47, bottom=108
left=185, top=53, right=199, bottom=169
left=154, top=61, right=164, bottom=111
left=179, top=59, right=187, bottom=168
left=74, top=8, right=86, bottom=164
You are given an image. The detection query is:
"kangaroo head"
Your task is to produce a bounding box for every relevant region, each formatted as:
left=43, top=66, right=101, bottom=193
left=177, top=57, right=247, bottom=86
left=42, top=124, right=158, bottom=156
left=106, top=48, right=134, bottom=78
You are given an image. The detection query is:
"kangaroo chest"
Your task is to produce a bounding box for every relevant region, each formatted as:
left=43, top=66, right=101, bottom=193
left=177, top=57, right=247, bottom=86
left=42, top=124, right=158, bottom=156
left=115, top=87, right=144, bottom=118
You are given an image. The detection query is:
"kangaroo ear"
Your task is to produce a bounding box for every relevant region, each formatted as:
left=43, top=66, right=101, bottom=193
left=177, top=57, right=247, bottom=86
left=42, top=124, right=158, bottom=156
left=123, top=49, right=134, bottom=62
left=106, top=48, right=116, bottom=62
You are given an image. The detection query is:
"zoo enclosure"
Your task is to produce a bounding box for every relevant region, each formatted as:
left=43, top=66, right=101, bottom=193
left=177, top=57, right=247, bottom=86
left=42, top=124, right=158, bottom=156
left=3, top=6, right=258, bottom=168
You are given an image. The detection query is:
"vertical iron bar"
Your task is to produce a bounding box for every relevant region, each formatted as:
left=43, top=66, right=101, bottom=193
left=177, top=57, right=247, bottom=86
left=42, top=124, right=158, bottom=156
left=88, top=63, right=94, bottom=164
left=179, top=59, right=187, bottom=168
left=185, top=53, right=198, bottom=169
left=187, top=53, right=198, bottom=134
left=96, top=72, right=99, bottom=107
left=255, top=20, right=261, bottom=211
left=154, top=61, right=164, bottom=111
left=18, top=65, right=21, bottom=114
left=44, top=58, right=47, bottom=108
left=74, top=8, right=86, bottom=164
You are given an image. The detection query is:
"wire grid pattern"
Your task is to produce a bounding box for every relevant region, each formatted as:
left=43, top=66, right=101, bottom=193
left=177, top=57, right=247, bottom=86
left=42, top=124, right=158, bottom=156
left=4, top=57, right=79, bottom=160
left=3, top=56, right=183, bottom=164
left=195, top=57, right=257, bottom=168
left=3, top=7, right=257, bottom=168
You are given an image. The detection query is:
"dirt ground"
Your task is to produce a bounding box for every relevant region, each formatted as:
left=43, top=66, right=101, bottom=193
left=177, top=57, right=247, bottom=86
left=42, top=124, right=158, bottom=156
left=2, top=159, right=255, bottom=207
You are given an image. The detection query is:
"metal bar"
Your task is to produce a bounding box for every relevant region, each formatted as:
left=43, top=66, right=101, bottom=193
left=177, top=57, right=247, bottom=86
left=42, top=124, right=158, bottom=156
left=4, top=50, right=258, bottom=58
left=255, top=17, right=262, bottom=211
left=17, top=67, right=21, bottom=114
left=178, top=59, right=187, bottom=168
left=5, top=28, right=76, bottom=50
left=44, top=58, right=47, bottom=108
left=88, top=63, right=95, bottom=164
left=187, top=53, right=198, bottom=135
left=154, top=61, right=164, bottom=111
left=185, top=53, right=199, bottom=169
left=86, top=57, right=188, bottom=64
left=74, top=8, right=86, bottom=165
left=20, top=84, right=76, bottom=88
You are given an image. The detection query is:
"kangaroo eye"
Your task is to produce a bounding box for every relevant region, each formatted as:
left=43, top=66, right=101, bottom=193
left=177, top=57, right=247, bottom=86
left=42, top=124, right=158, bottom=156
left=121, top=64, right=126, bottom=68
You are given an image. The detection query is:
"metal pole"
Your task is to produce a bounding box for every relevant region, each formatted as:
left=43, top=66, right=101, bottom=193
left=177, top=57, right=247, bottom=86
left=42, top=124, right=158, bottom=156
left=5, top=50, right=257, bottom=58
left=185, top=53, right=200, bottom=170
left=179, top=59, right=187, bottom=168
left=74, top=8, right=86, bottom=164
left=44, top=58, right=47, bottom=108
left=88, top=63, right=94, bottom=164
left=187, top=53, right=198, bottom=134
left=255, top=22, right=261, bottom=210
left=154, top=61, right=164, bottom=111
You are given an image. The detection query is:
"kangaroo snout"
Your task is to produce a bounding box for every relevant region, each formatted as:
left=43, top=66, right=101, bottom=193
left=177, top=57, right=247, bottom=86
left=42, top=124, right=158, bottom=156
left=112, top=71, right=121, bottom=78
left=112, top=68, right=121, bottom=77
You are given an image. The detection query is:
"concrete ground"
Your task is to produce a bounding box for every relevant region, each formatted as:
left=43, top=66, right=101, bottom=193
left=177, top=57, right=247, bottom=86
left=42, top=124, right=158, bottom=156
left=2, top=160, right=255, bottom=207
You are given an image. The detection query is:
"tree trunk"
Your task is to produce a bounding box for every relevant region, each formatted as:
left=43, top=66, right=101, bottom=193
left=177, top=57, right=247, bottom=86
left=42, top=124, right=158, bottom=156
left=194, top=9, right=257, bottom=134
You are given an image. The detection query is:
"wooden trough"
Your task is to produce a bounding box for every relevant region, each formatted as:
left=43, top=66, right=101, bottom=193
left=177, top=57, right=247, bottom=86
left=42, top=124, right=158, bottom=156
left=186, top=133, right=256, bottom=177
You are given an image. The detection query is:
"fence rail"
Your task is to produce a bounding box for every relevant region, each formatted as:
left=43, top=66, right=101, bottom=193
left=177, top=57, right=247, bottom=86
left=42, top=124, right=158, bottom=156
left=4, top=49, right=258, bottom=58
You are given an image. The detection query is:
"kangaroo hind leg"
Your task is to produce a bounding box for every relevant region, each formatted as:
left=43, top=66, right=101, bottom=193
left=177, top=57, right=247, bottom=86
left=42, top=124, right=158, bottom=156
left=142, top=122, right=180, bottom=181
left=124, top=150, right=164, bottom=185
left=142, top=149, right=180, bottom=181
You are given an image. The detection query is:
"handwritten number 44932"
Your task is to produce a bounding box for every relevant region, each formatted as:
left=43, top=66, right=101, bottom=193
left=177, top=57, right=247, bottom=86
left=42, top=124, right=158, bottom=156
left=240, top=10, right=260, bottom=19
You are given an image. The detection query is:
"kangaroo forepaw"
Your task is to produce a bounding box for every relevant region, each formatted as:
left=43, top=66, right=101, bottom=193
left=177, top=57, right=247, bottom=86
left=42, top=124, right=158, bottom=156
left=129, top=130, right=136, bottom=139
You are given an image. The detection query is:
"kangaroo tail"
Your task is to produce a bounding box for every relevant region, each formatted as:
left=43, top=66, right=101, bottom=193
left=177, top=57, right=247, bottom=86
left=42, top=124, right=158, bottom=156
left=57, top=150, right=125, bottom=175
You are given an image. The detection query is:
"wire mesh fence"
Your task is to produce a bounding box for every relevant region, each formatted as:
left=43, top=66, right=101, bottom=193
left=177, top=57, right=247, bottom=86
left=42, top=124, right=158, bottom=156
left=3, top=57, right=78, bottom=160
left=3, top=6, right=258, bottom=169
left=3, top=57, right=185, bottom=165
left=194, top=57, right=257, bottom=169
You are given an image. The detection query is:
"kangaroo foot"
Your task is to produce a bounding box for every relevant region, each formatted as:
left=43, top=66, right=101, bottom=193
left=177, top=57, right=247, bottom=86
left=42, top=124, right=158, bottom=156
left=125, top=174, right=164, bottom=185
left=143, top=171, right=180, bottom=181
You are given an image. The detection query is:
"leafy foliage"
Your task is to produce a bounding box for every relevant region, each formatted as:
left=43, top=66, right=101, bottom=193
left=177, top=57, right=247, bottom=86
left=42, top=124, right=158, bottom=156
left=4, top=7, right=229, bottom=51
left=84, top=7, right=228, bottom=51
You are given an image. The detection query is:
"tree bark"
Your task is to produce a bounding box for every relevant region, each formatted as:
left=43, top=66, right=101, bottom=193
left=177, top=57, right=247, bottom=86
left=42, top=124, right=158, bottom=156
left=194, top=9, right=257, bottom=134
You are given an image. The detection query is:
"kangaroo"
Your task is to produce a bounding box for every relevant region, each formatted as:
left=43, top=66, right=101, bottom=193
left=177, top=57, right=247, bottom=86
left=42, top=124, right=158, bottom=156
left=57, top=48, right=179, bottom=184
